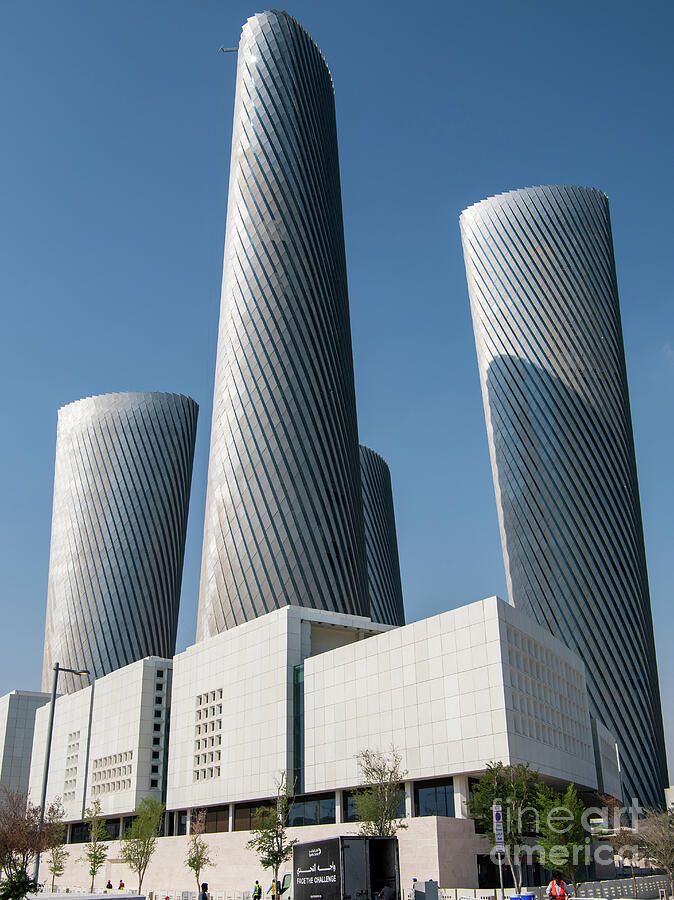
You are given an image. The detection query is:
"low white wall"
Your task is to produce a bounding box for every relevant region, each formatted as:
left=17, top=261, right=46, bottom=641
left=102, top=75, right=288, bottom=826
left=40, top=819, right=485, bottom=894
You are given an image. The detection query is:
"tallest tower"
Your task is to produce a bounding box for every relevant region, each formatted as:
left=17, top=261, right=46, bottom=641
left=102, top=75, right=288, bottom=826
left=197, top=12, right=368, bottom=638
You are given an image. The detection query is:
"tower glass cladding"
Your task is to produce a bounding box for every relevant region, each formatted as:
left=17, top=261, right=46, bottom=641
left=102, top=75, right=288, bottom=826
left=460, top=185, right=668, bottom=806
left=197, top=11, right=368, bottom=638
left=42, top=392, right=198, bottom=694
left=359, top=446, right=405, bottom=627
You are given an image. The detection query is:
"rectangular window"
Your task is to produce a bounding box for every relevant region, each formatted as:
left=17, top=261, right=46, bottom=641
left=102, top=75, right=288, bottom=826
left=153, top=724, right=161, bottom=732
left=203, top=804, right=229, bottom=833
left=152, top=737, right=160, bottom=746
left=69, top=822, right=90, bottom=844
left=233, top=801, right=274, bottom=831
left=150, top=779, right=158, bottom=788
left=344, top=788, right=404, bottom=821
left=152, top=751, right=160, bottom=760
left=319, top=796, right=335, bottom=825
left=288, top=794, right=335, bottom=827
left=104, top=819, right=121, bottom=840
left=413, top=778, right=454, bottom=818
left=293, top=665, right=305, bottom=793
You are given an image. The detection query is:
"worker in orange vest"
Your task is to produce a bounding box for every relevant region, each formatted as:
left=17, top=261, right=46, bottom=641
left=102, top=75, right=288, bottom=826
left=546, top=874, right=568, bottom=898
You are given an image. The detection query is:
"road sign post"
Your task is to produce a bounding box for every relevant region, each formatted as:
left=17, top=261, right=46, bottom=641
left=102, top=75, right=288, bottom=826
left=492, top=803, right=506, bottom=900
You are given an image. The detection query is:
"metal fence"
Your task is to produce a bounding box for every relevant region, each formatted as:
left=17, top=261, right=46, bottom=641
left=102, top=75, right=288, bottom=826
left=41, top=876, right=671, bottom=900
left=431, top=876, right=671, bottom=900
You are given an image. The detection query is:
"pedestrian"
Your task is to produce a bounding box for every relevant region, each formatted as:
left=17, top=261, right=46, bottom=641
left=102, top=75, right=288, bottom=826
left=379, top=886, right=396, bottom=900
left=118, top=881, right=125, bottom=891
left=106, top=881, right=113, bottom=890
left=200, top=882, right=210, bottom=900
left=266, top=881, right=277, bottom=900
left=546, top=874, right=568, bottom=899
left=253, top=882, right=262, bottom=900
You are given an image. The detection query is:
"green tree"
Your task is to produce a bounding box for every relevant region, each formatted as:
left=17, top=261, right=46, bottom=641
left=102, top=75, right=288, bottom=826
left=186, top=810, right=214, bottom=891
left=120, top=797, right=165, bottom=893
left=353, top=747, right=408, bottom=837
left=0, top=870, right=39, bottom=900
left=468, top=761, right=542, bottom=894
left=81, top=800, right=109, bottom=892
left=247, top=774, right=298, bottom=895
left=45, top=798, right=69, bottom=891
left=536, top=783, right=587, bottom=894
left=46, top=843, right=69, bottom=893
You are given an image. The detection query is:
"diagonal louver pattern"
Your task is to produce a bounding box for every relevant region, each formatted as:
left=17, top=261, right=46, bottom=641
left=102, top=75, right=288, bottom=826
left=42, top=392, right=198, bottom=694
left=460, top=185, right=668, bottom=807
left=359, top=446, right=405, bottom=627
left=197, top=11, right=368, bottom=638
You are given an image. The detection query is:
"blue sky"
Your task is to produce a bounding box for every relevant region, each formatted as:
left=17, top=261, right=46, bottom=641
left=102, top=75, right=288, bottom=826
left=1, top=1, right=672, bottom=776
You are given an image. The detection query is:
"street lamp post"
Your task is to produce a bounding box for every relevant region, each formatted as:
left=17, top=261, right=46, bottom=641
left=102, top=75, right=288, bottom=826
left=33, top=662, right=90, bottom=883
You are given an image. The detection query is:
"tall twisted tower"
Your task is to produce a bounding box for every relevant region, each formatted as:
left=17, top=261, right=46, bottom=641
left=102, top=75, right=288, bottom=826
left=42, top=392, right=198, bottom=693
left=197, top=11, right=368, bottom=638
left=359, top=446, right=405, bottom=627
left=460, top=185, right=668, bottom=806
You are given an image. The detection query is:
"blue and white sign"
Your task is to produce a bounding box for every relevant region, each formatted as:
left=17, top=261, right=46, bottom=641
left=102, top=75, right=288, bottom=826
left=492, top=803, right=505, bottom=853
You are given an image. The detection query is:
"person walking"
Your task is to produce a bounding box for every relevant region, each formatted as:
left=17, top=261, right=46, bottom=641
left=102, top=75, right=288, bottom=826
left=546, top=874, right=568, bottom=898
left=266, top=881, right=277, bottom=900
left=253, top=882, right=262, bottom=900
left=199, top=882, right=210, bottom=900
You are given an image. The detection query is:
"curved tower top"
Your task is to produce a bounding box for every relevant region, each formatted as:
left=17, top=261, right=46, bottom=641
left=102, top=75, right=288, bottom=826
left=42, top=391, right=198, bottom=693
left=359, top=445, right=405, bottom=627
left=197, top=11, right=368, bottom=638
left=460, top=185, right=668, bottom=806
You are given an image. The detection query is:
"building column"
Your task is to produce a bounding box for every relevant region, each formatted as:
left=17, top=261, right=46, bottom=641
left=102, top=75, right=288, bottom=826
left=404, top=780, right=414, bottom=819
left=229, top=803, right=235, bottom=832
left=335, top=790, right=344, bottom=824
left=186, top=808, right=192, bottom=835
left=453, top=774, right=469, bottom=818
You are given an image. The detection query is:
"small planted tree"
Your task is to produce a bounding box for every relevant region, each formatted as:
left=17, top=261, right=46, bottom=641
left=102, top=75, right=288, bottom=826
left=353, top=747, right=408, bottom=837
left=612, top=828, right=640, bottom=899
left=0, top=789, right=67, bottom=896
left=120, top=797, right=165, bottom=894
left=633, top=809, right=674, bottom=898
left=186, top=810, right=214, bottom=891
left=45, top=798, right=69, bottom=891
left=46, top=842, right=69, bottom=893
left=247, top=774, right=297, bottom=896
left=469, top=761, right=542, bottom=894
left=536, top=783, right=587, bottom=894
left=81, top=800, right=109, bottom=892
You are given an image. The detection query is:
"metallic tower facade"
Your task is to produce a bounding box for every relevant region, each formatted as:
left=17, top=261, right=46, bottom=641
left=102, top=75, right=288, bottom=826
left=359, top=445, right=405, bottom=627
left=460, top=185, right=668, bottom=806
left=42, top=392, right=198, bottom=693
left=197, top=11, right=368, bottom=638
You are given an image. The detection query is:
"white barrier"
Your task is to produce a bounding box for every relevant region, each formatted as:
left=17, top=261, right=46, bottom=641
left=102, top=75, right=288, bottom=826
left=427, top=876, right=671, bottom=900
